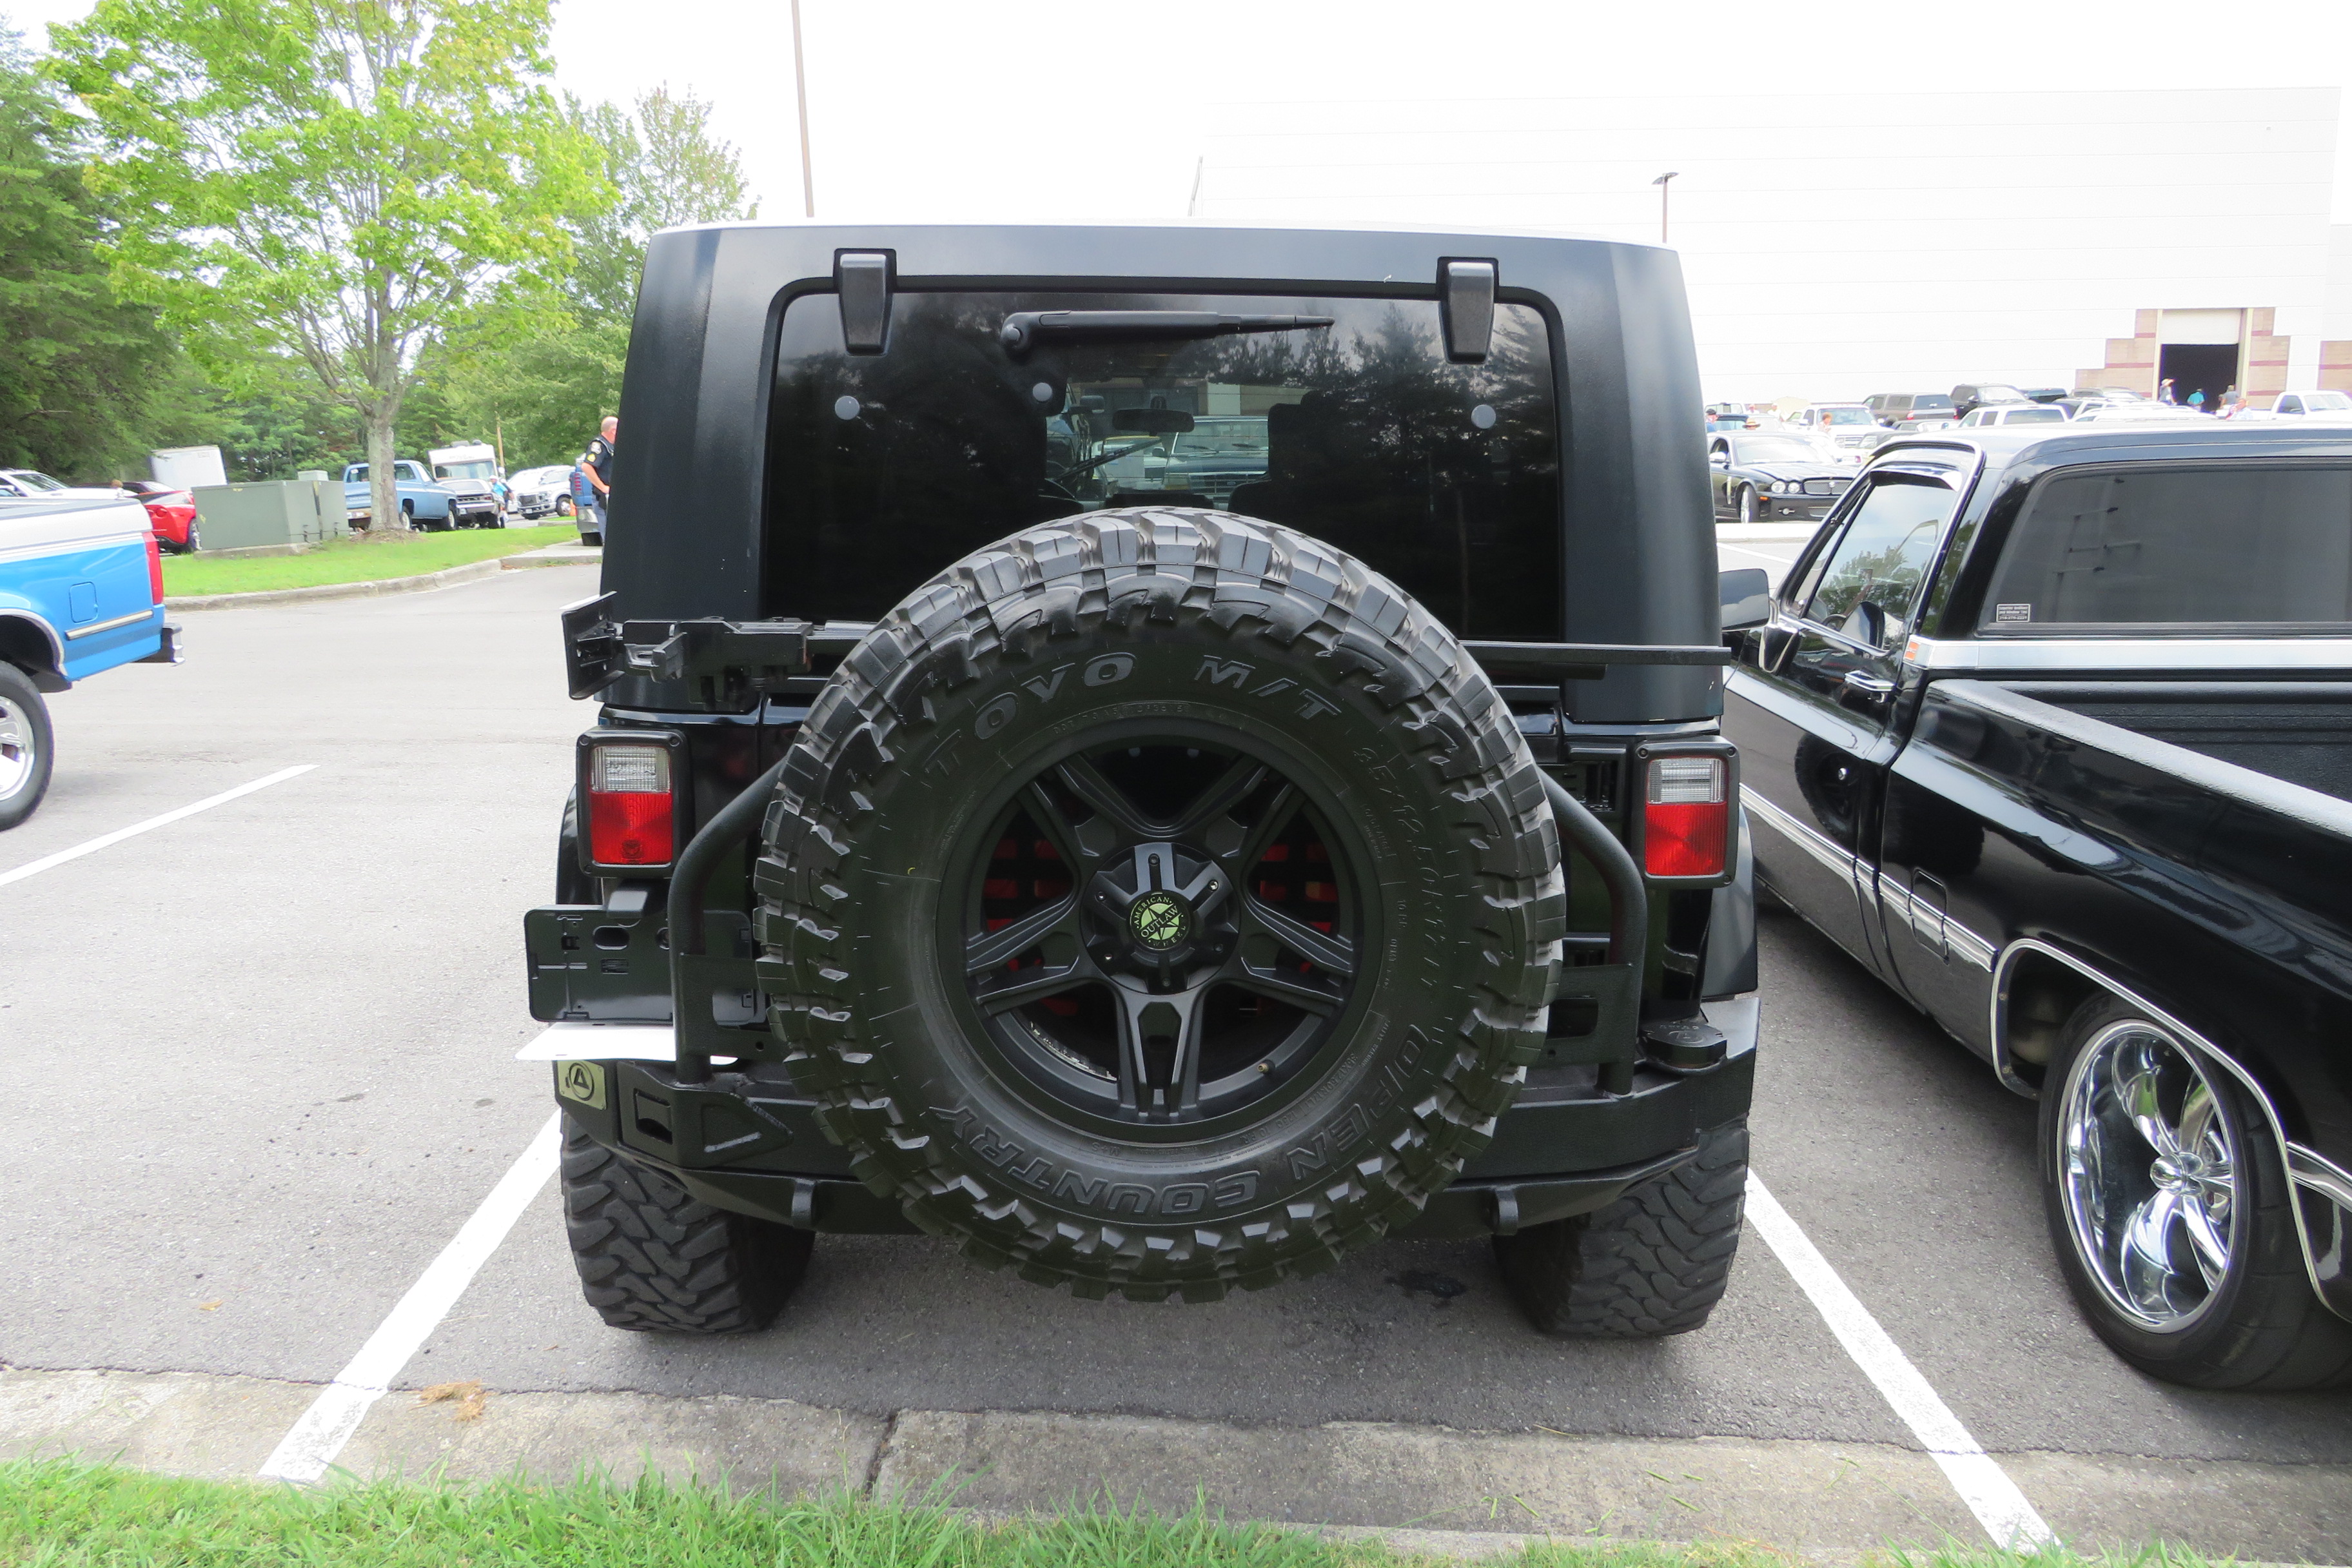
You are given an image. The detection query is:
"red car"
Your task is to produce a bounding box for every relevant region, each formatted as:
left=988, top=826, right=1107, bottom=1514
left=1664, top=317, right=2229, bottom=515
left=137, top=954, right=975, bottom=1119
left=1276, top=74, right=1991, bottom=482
left=116, top=480, right=199, bottom=552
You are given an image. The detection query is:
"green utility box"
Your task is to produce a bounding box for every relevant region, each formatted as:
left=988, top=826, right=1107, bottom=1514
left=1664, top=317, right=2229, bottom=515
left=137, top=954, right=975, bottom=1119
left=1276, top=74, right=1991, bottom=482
left=190, top=480, right=345, bottom=551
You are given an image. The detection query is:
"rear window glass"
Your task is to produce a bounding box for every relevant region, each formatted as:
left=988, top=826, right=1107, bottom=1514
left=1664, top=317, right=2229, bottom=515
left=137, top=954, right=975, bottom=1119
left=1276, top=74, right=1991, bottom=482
left=761, top=290, right=1562, bottom=636
left=1982, top=464, right=2352, bottom=631
left=2005, top=406, right=2066, bottom=423
left=1912, top=395, right=1955, bottom=412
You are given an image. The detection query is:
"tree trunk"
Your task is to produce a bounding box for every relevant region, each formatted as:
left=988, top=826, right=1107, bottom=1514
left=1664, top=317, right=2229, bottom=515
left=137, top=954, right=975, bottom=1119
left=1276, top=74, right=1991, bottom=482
left=366, top=411, right=405, bottom=533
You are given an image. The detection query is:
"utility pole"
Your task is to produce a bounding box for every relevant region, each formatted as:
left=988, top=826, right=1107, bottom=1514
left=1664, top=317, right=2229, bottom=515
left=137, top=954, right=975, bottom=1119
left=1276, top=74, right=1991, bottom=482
left=790, top=0, right=815, bottom=217
left=1651, top=172, right=1679, bottom=245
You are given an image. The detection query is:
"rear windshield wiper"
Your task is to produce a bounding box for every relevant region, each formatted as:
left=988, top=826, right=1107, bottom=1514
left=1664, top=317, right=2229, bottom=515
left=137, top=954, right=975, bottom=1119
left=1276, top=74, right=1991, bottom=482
left=1001, top=311, right=1333, bottom=357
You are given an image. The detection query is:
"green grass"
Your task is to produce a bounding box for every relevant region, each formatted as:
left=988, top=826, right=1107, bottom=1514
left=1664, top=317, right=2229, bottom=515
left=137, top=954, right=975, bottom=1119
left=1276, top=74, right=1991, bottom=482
left=0, top=1458, right=2248, bottom=1568
left=161, top=524, right=581, bottom=597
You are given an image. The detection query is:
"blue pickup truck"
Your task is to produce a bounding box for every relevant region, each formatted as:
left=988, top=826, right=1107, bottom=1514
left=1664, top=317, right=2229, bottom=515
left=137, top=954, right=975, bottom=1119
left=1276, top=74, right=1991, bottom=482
left=342, top=460, right=498, bottom=531
left=0, top=493, right=179, bottom=829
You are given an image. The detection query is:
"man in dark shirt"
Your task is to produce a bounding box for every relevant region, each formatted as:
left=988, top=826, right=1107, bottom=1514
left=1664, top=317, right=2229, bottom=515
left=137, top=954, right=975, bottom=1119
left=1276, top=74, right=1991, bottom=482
left=577, top=416, right=616, bottom=542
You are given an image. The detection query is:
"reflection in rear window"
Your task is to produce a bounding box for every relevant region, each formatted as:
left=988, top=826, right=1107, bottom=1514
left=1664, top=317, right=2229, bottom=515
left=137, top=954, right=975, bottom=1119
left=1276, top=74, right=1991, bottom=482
left=1983, top=466, right=2352, bottom=629
left=763, top=291, right=1562, bottom=636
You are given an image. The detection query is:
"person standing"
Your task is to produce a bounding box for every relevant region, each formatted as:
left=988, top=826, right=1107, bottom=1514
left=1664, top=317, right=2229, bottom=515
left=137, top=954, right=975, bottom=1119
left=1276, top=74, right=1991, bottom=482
left=2187, top=387, right=2205, bottom=413
left=2157, top=378, right=2177, bottom=404
left=576, top=416, right=616, bottom=544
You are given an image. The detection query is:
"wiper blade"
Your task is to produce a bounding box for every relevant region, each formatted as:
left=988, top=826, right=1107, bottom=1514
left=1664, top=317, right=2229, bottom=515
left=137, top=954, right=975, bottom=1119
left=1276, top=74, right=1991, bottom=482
left=1001, top=311, right=1333, bottom=357
left=1054, top=439, right=1161, bottom=481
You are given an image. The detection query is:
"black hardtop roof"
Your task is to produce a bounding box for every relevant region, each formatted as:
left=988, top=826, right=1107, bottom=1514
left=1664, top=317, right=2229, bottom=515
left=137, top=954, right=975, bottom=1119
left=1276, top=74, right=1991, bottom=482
left=605, top=220, right=1722, bottom=722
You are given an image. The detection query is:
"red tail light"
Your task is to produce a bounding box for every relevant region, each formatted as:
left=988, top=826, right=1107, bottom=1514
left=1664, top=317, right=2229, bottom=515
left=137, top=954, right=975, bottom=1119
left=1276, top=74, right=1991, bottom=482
left=144, top=530, right=164, bottom=604
left=587, top=743, right=676, bottom=867
left=1643, top=756, right=1728, bottom=878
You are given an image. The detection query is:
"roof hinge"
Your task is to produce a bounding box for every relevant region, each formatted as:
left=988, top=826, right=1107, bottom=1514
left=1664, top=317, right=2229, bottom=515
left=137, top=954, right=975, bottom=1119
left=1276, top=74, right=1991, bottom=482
left=1440, top=258, right=1496, bottom=363
left=836, top=250, right=894, bottom=355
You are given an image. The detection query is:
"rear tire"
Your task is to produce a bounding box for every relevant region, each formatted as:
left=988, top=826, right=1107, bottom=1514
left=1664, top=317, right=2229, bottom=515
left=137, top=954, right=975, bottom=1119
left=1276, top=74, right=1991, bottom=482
left=0, top=662, right=55, bottom=832
left=560, top=1117, right=811, bottom=1333
left=1494, top=1117, right=1749, bottom=1337
left=2040, top=996, right=2352, bottom=1389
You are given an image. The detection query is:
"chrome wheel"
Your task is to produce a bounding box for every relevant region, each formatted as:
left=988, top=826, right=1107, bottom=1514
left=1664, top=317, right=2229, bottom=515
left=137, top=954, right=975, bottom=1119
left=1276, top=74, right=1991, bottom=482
left=1736, top=486, right=1757, bottom=525
left=2055, top=1020, right=2238, bottom=1332
left=0, top=691, right=36, bottom=803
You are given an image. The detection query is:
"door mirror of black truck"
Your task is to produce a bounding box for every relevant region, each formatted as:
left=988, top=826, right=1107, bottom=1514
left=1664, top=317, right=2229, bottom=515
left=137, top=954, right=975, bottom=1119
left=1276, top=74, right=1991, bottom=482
left=1719, top=567, right=1770, bottom=632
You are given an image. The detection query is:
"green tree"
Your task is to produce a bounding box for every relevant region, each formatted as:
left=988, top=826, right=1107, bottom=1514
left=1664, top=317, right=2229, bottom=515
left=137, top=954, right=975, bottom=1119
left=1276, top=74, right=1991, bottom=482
left=48, top=0, right=589, bottom=529
left=436, top=84, right=754, bottom=471
left=0, top=22, right=176, bottom=478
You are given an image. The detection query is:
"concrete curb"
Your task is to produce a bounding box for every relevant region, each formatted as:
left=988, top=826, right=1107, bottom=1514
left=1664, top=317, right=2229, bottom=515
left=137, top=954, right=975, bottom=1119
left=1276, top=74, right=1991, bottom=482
left=166, top=551, right=593, bottom=612
left=6, top=1368, right=2349, bottom=1562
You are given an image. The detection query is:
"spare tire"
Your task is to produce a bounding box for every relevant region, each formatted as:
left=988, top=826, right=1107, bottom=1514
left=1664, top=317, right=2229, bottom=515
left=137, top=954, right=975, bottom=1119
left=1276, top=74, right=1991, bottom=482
left=756, top=510, right=1563, bottom=1300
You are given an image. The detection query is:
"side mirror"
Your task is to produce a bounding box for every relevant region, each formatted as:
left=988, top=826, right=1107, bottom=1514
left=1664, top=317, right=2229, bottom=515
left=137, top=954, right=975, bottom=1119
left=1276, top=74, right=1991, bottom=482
left=1720, top=567, right=1770, bottom=632
left=1707, top=451, right=1729, bottom=467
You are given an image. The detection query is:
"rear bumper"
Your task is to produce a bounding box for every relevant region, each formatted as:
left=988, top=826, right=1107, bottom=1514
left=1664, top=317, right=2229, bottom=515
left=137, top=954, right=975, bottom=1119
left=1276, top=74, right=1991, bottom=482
left=528, top=994, right=1757, bottom=1237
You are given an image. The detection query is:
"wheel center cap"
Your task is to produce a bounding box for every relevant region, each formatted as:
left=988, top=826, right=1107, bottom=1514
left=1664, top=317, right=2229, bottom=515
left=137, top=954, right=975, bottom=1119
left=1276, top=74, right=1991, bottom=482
left=1128, top=890, right=1192, bottom=952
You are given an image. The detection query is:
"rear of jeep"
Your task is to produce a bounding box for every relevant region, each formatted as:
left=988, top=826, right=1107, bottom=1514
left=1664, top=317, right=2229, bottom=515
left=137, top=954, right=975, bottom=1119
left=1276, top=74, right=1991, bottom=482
left=527, top=224, right=1757, bottom=1335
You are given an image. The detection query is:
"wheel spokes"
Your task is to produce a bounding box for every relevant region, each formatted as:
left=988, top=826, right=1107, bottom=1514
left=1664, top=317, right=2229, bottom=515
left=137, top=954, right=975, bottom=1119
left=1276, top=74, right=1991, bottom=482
left=965, top=893, right=1081, bottom=974
left=1110, top=982, right=1212, bottom=1116
left=972, top=955, right=1095, bottom=1015
left=1168, top=756, right=1269, bottom=843
left=1242, top=894, right=1357, bottom=977
left=1054, top=756, right=1163, bottom=843
left=1229, top=955, right=1346, bottom=1016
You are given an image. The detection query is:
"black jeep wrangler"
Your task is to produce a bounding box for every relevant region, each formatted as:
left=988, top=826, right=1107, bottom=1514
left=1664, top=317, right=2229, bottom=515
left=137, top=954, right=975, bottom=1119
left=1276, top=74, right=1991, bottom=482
left=527, top=223, right=1759, bottom=1335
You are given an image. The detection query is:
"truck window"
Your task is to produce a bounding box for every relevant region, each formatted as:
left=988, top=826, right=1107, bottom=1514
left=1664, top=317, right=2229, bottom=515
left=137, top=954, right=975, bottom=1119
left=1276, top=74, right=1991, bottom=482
left=761, top=289, right=1563, bottom=638
left=1982, top=464, right=2352, bottom=631
left=1800, top=474, right=1954, bottom=647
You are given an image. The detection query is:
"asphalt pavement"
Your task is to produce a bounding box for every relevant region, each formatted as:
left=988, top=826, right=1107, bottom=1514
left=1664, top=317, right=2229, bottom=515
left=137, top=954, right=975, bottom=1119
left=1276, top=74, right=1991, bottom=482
left=3, top=562, right=2347, bottom=1558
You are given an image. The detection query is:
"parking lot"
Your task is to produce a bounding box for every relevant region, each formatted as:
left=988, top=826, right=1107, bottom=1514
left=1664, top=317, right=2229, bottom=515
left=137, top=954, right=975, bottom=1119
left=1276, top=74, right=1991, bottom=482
left=3, top=563, right=2349, bottom=1560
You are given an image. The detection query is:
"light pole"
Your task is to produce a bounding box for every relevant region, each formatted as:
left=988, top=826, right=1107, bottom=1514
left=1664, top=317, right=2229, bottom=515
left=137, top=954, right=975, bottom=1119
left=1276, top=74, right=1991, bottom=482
left=1651, top=172, right=1679, bottom=245
left=790, top=0, right=815, bottom=217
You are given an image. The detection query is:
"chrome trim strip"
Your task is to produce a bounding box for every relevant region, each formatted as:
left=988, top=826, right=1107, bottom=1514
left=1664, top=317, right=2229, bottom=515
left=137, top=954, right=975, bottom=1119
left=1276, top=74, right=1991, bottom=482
left=1871, top=871, right=1998, bottom=972
left=2289, top=1143, right=2352, bottom=1212
left=63, top=607, right=157, bottom=641
left=1946, top=919, right=1997, bottom=972
left=1912, top=636, right=2352, bottom=672
left=1934, top=680, right=2352, bottom=845
left=1739, top=785, right=1852, bottom=878
left=1990, top=937, right=2338, bottom=1317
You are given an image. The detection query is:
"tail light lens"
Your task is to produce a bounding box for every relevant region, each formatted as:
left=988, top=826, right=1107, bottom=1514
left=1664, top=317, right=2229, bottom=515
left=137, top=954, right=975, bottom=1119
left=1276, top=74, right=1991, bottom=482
left=144, top=531, right=164, bottom=604
left=587, top=743, right=676, bottom=868
left=1644, top=756, right=1729, bottom=879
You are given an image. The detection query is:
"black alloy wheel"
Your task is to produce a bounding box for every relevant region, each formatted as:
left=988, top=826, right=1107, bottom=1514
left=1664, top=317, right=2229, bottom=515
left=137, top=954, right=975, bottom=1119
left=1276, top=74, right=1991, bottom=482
left=950, top=732, right=1362, bottom=1128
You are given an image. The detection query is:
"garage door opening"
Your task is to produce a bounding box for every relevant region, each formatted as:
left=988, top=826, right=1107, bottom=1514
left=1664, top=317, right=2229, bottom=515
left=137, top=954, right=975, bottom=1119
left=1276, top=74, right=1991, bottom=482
left=2158, top=343, right=2238, bottom=410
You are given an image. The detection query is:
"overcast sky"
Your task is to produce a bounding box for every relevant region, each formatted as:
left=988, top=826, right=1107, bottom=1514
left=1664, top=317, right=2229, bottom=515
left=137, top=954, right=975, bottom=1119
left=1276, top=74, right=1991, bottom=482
left=8, top=0, right=2351, bottom=228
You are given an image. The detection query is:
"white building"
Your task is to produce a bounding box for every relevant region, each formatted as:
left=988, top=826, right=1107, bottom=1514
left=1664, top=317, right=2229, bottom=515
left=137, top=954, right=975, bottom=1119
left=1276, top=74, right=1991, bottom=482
left=1195, top=88, right=2352, bottom=408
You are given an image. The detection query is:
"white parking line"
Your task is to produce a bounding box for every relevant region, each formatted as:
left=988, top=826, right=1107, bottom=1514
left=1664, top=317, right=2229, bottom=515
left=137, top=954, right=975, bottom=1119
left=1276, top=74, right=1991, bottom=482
left=259, top=1112, right=562, bottom=1483
left=1745, top=1174, right=2057, bottom=1549
left=0, top=765, right=318, bottom=889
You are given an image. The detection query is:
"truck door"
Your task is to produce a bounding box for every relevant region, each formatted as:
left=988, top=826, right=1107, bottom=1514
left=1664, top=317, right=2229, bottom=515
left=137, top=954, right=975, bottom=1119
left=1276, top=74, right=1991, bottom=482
left=1724, top=468, right=1959, bottom=977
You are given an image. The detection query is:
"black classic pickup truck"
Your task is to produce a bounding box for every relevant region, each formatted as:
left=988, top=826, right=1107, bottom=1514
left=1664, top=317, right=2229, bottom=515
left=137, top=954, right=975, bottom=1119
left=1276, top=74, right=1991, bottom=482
left=1727, top=423, right=2352, bottom=1390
